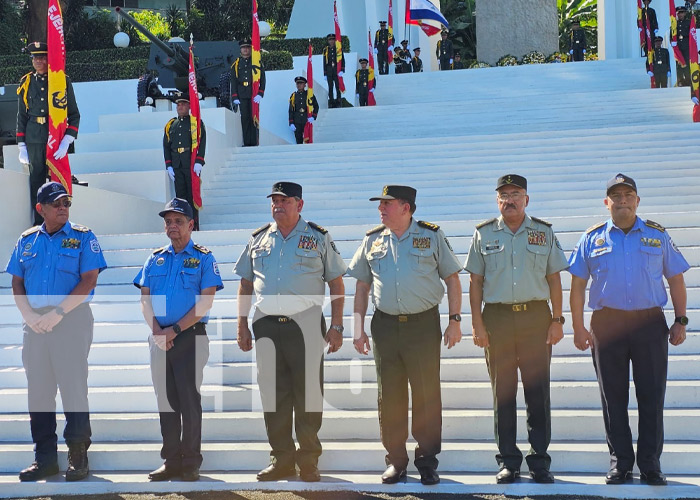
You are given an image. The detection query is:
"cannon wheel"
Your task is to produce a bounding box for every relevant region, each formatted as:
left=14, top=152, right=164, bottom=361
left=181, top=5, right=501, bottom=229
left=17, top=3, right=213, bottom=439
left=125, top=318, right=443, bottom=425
left=218, top=71, right=232, bottom=110
left=137, top=73, right=155, bottom=108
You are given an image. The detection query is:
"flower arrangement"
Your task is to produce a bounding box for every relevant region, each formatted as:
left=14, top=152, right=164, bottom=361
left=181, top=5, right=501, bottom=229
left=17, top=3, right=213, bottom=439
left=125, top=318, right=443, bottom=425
left=521, top=51, right=545, bottom=64
left=468, top=60, right=491, bottom=69
left=496, top=54, right=519, bottom=66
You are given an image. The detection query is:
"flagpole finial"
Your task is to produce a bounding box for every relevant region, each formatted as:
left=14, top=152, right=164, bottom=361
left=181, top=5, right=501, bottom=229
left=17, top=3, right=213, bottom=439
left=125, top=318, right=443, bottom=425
left=190, top=33, right=194, bottom=45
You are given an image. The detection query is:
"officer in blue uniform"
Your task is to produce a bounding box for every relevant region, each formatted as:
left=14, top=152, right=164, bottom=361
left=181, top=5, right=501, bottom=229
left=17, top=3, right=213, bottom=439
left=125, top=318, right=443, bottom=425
left=134, top=198, right=224, bottom=482
left=5, top=181, right=106, bottom=482
left=569, top=173, right=689, bottom=486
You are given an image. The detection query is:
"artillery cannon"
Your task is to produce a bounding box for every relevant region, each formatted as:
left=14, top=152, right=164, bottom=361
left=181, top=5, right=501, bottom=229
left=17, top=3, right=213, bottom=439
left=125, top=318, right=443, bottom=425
left=0, top=84, right=19, bottom=167
left=115, top=7, right=238, bottom=108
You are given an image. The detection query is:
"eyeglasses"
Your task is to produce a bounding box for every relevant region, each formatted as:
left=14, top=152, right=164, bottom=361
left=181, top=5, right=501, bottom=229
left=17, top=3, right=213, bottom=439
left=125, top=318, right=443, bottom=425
left=497, top=192, right=525, bottom=202
left=608, top=192, right=637, bottom=202
left=48, top=199, right=72, bottom=208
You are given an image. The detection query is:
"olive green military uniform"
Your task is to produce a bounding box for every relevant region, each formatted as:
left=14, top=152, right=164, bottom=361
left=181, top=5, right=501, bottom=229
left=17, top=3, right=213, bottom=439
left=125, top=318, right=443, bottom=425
left=233, top=216, right=347, bottom=469
left=16, top=72, right=80, bottom=225
left=465, top=215, right=568, bottom=472
left=163, top=116, right=206, bottom=227
left=230, top=56, right=266, bottom=146
left=348, top=219, right=462, bottom=470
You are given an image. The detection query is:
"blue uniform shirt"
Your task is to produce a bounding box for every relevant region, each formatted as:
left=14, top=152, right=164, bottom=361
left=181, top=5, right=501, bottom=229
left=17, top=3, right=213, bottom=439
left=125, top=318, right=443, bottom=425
left=133, top=239, right=224, bottom=326
left=568, top=217, right=690, bottom=311
left=5, top=222, right=107, bottom=309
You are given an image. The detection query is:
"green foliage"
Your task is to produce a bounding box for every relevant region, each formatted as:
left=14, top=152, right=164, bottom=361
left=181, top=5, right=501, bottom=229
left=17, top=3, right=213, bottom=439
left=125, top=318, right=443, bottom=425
left=128, top=10, right=171, bottom=43
left=164, top=4, right=187, bottom=38
left=440, top=0, right=476, bottom=60
left=0, top=46, right=150, bottom=68
left=64, top=9, right=120, bottom=51
left=496, top=55, right=519, bottom=66
left=558, top=0, right=597, bottom=52
left=0, top=0, right=25, bottom=56
left=0, top=60, right=148, bottom=85
left=261, top=49, right=293, bottom=70
left=521, top=51, right=546, bottom=64
left=261, top=37, right=350, bottom=56
left=546, top=52, right=569, bottom=63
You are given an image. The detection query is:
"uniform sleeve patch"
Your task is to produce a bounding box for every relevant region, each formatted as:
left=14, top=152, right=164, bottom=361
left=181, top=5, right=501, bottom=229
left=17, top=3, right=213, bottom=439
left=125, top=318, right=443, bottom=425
left=213, top=262, right=220, bottom=275
left=90, top=239, right=101, bottom=253
left=330, top=241, right=340, bottom=254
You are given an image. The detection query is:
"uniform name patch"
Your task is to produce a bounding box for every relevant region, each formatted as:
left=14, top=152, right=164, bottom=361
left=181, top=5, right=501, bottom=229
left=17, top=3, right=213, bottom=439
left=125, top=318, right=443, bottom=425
left=484, top=241, right=501, bottom=251
left=641, top=237, right=662, bottom=248
left=527, top=230, right=547, bottom=246
left=184, top=257, right=201, bottom=268
left=413, top=237, right=431, bottom=249
left=61, top=238, right=81, bottom=249
left=298, top=235, right=318, bottom=251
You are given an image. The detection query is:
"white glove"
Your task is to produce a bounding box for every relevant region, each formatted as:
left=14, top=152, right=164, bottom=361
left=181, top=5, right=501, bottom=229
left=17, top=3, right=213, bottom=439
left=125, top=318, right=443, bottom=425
left=370, top=88, right=375, bottom=93
left=639, top=27, right=643, bottom=33
left=668, top=71, right=672, bottom=77
left=18, top=143, right=29, bottom=164
left=449, top=58, right=453, bottom=64
left=647, top=70, right=654, bottom=76
left=583, top=49, right=586, bottom=54
left=338, top=71, right=344, bottom=77
left=388, top=45, right=394, bottom=52
left=253, top=94, right=262, bottom=104
left=406, top=44, right=411, bottom=51
left=53, top=135, right=74, bottom=160
left=672, top=41, right=677, bottom=47
left=167, top=166, right=175, bottom=181
left=693, top=97, right=699, bottom=105
left=569, top=50, right=574, bottom=54
left=307, top=117, right=314, bottom=123
left=289, top=124, right=296, bottom=131
left=373, top=48, right=378, bottom=55
left=233, top=99, right=241, bottom=105
left=654, top=29, right=659, bottom=35
left=194, top=163, right=203, bottom=177
left=144, top=97, right=154, bottom=105
left=356, top=93, right=360, bottom=98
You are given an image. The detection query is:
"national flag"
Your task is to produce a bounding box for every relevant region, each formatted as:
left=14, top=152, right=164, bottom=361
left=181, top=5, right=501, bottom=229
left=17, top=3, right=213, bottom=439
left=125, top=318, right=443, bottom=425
left=690, top=15, right=700, bottom=118
left=638, top=0, right=645, bottom=49
left=334, top=1, right=345, bottom=93
left=670, top=0, right=687, bottom=66
left=252, top=0, right=261, bottom=142
left=387, top=0, right=395, bottom=61
left=406, top=0, right=448, bottom=36
left=303, top=41, right=314, bottom=144
left=46, top=0, right=71, bottom=193
left=367, top=30, right=377, bottom=106
left=645, top=11, right=656, bottom=88
left=188, top=41, right=202, bottom=210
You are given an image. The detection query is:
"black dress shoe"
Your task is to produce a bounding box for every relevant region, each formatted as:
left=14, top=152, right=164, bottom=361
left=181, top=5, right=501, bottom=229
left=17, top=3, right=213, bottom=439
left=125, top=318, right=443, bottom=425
left=530, top=468, right=554, bottom=483
left=256, top=463, right=296, bottom=481
left=65, top=443, right=89, bottom=481
left=299, top=465, right=321, bottom=482
left=381, top=465, right=407, bottom=484
left=496, top=467, right=520, bottom=484
left=181, top=467, right=200, bottom=481
left=640, top=470, right=667, bottom=486
left=605, top=468, right=632, bottom=484
left=19, top=462, right=59, bottom=482
left=148, top=464, right=181, bottom=481
left=418, top=466, right=440, bottom=485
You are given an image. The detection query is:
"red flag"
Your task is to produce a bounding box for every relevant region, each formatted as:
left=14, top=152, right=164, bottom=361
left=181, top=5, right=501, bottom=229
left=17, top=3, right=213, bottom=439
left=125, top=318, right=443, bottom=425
left=670, top=0, right=687, bottom=66
left=387, top=0, right=395, bottom=61
left=367, top=30, right=377, bottom=106
left=645, top=12, right=656, bottom=88
left=333, top=1, right=345, bottom=93
left=252, top=0, right=261, bottom=142
left=638, top=0, right=645, bottom=49
left=188, top=42, right=202, bottom=210
left=303, top=42, right=314, bottom=144
left=46, top=0, right=71, bottom=193
left=690, top=15, right=700, bottom=120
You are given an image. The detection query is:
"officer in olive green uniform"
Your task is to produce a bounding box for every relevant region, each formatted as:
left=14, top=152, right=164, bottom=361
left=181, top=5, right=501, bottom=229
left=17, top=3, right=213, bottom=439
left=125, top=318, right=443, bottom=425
left=163, top=94, right=206, bottom=230
left=288, top=77, right=319, bottom=145
left=465, top=174, right=569, bottom=485
left=230, top=39, right=266, bottom=146
left=234, top=182, right=347, bottom=483
left=16, top=42, right=80, bottom=226
left=355, top=58, right=376, bottom=107
left=436, top=30, right=454, bottom=70
left=348, top=185, right=463, bottom=486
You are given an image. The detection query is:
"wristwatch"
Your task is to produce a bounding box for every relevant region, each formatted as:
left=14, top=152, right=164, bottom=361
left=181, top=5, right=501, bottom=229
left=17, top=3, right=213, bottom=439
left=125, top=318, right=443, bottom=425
left=675, top=316, right=689, bottom=326
left=330, top=324, right=344, bottom=334
left=54, top=306, right=65, bottom=317
left=449, top=314, right=462, bottom=322
left=552, top=316, right=566, bottom=324
left=172, top=323, right=182, bottom=335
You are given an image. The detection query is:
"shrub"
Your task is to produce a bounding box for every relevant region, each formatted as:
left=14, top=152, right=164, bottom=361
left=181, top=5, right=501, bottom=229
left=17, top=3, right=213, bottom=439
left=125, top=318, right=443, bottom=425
left=261, top=37, right=351, bottom=56
left=496, top=55, right=518, bottom=66
left=546, top=52, right=569, bottom=63
left=521, top=51, right=545, bottom=64
left=0, top=0, right=24, bottom=56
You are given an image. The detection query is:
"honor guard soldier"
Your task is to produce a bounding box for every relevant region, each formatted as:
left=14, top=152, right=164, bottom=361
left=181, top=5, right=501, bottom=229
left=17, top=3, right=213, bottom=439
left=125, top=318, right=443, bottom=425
left=399, top=40, right=413, bottom=73
left=436, top=29, right=454, bottom=70
left=5, top=181, right=106, bottom=482
left=134, top=198, right=224, bottom=482
left=451, top=51, right=465, bottom=69
left=374, top=21, right=394, bottom=75
left=234, top=182, right=347, bottom=483
left=411, top=48, right=424, bottom=73
left=676, top=7, right=691, bottom=87
left=640, top=0, right=659, bottom=57
left=569, top=21, right=587, bottom=61
left=230, top=38, right=266, bottom=146
left=323, top=33, right=345, bottom=108
left=348, top=185, right=463, bottom=486
left=465, top=174, right=569, bottom=485
left=355, top=58, right=376, bottom=107
left=16, top=42, right=80, bottom=226
left=163, top=93, right=206, bottom=230
left=651, top=37, right=670, bottom=88
left=288, top=76, right=319, bottom=144
left=393, top=46, right=405, bottom=74
left=568, top=174, right=689, bottom=486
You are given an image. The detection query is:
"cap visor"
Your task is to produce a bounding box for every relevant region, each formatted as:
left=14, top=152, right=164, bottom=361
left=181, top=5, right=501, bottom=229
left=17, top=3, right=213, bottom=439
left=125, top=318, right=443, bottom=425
left=369, top=195, right=396, bottom=201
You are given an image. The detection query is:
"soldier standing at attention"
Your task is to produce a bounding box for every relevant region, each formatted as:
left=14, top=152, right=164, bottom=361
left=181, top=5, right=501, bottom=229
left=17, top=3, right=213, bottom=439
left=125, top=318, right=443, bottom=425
left=163, top=94, right=206, bottom=230
left=436, top=29, right=453, bottom=70
left=569, top=21, right=587, bottom=61
left=230, top=38, right=266, bottom=146
left=16, top=42, right=80, bottom=226
left=374, top=20, right=394, bottom=75
left=411, top=48, right=424, bottom=72
left=355, top=58, right=376, bottom=107
left=651, top=36, right=670, bottom=88
left=323, top=33, right=345, bottom=108
left=451, top=51, right=465, bottom=69
left=676, top=7, right=691, bottom=87
left=288, top=76, right=319, bottom=144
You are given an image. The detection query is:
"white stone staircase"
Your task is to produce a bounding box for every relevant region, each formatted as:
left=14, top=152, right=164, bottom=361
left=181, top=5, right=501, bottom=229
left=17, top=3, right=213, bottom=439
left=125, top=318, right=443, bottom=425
left=1, top=58, right=699, bottom=498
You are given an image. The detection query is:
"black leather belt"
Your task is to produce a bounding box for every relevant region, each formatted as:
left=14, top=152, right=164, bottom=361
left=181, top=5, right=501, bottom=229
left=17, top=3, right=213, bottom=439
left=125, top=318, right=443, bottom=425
left=265, top=315, right=293, bottom=323
left=486, top=300, right=547, bottom=312
left=376, top=305, right=438, bottom=323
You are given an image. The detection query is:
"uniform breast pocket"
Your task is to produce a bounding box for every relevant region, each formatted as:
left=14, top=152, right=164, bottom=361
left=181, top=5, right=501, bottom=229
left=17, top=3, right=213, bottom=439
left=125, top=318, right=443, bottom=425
left=480, top=245, right=504, bottom=271
left=641, top=245, right=663, bottom=280
left=181, top=267, right=200, bottom=289
left=526, top=244, right=549, bottom=272
left=367, top=249, right=387, bottom=273
left=146, top=266, right=168, bottom=291
left=409, top=247, right=435, bottom=273
left=295, top=247, right=322, bottom=274
left=57, top=249, right=80, bottom=277
left=251, top=246, right=271, bottom=272
left=589, top=247, right=612, bottom=277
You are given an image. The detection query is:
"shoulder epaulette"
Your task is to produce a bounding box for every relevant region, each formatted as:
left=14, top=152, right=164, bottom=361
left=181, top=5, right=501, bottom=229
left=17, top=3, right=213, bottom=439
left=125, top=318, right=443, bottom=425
left=21, top=226, right=40, bottom=238
left=366, top=224, right=385, bottom=235
left=645, top=219, right=666, bottom=233
left=418, top=220, right=440, bottom=232
left=308, top=221, right=328, bottom=234
left=19, top=72, right=32, bottom=84
left=71, top=223, right=90, bottom=233
left=152, top=246, right=168, bottom=254
left=585, top=221, right=606, bottom=234
left=193, top=243, right=211, bottom=254
left=531, top=216, right=552, bottom=227
left=252, top=223, right=271, bottom=237
left=164, top=117, right=176, bottom=132
left=476, top=218, right=497, bottom=229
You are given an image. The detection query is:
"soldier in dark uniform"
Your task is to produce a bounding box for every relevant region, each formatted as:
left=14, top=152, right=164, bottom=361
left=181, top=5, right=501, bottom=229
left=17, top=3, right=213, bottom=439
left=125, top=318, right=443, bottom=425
left=399, top=40, right=413, bottom=73
left=451, top=51, right=465, bottom=69
left=163, top=94, right=206, bottom=230
left=230, top=38, right=266, bottom=147
left=436, top=29, right=454, bottom=70
left=651, top=37, right=670, bottom=88
left=411, top=48, right=424, bottom=72
left=676, top=7, right=691, bottom=87
left=288, top=76, right=318, bottom=144
left=569, top=21, right=587, bottom=61
left=322, top=33, right=345, bottom=108
left=16, top=42, right=80, bottom=226
left=374, top=21, right=394, bottom=75
left=393, top=46, right=405, bottom=74
left=640, top=0, right=659, bottom=56
left=355, top=58, right=376, bottom=107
